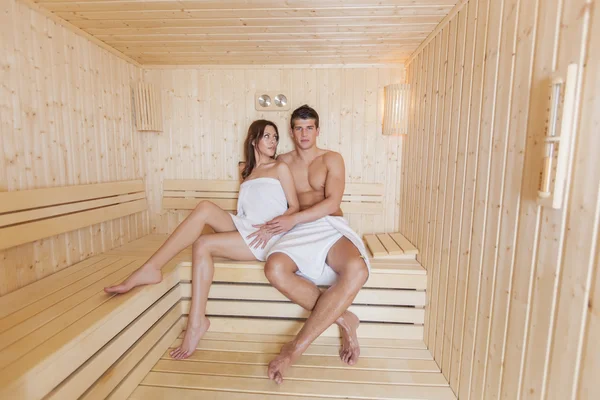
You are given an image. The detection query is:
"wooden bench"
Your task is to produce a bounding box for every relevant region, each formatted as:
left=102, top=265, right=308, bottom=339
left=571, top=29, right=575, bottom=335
left=0, top=180, right=170, bottom=400
left=364, top=232, right=419, bottom=259
left=0, top=180, right=147, bottom=251
left=0, top=180, right=454, bottom=399
left=162, top=179, right=385, bottom=215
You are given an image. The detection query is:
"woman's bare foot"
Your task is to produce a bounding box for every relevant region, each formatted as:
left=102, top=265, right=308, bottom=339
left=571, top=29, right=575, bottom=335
left=170, top=317, right=211, bottom=360
left=336, top=311, right=360, bottom=365
left=267, top=341, right=303, bottom=384
left=104, top=264, right=162, bottom=294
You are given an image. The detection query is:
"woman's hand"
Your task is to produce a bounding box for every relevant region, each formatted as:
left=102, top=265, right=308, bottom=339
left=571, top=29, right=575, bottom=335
left=246, top=225, right=275, bottom=249
left=263, top=215, right=297, bottom=235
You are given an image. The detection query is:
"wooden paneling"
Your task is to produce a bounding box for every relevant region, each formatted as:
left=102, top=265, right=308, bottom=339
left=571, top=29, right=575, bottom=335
left=0, top=0, right=148, bottom=295
left=403, top=0, right=600, bottom=399
left=142, top=66, right=405, bottom=236
left=31, top=0, right=457, bottom=65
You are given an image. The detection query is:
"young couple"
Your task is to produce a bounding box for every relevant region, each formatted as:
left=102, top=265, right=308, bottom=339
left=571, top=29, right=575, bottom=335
left=105, top=105, right=371, bottom=384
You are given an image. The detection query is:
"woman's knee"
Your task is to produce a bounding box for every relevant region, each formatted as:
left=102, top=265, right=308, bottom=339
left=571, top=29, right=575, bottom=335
left=191, top=200, right=211, bottom=220
left=192, top=235, right=213, bottom=255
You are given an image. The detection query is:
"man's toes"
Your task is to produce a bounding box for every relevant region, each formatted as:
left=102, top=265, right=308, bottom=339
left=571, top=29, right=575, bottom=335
left=348, top=351, right=359, bottom=366
left=267, top=364, right=276, bottom=380
left=274, top=372, right=283, bottom=385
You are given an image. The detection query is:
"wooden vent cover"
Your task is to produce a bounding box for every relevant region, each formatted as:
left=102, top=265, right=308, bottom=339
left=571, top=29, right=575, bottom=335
left=133, top=82, right=163, bottom=132
left=383, top=83, right=410, bottom=136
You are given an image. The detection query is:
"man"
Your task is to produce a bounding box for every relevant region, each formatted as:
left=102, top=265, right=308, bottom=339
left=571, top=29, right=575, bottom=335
left=249, top=105, right=371, bottom=384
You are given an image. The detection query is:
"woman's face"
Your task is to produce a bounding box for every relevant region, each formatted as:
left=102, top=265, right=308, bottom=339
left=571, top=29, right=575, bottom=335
left=255, top=125, right=279, bottom=158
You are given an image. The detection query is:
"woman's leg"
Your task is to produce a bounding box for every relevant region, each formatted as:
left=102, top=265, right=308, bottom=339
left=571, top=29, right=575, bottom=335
left=105, top=201, right=238, bottom=293
left=170, top=231, right=256, bottom=360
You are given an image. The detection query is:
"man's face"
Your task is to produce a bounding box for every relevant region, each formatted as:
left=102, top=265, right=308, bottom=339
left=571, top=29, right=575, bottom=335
left=291, top=118, right=319, bottom=150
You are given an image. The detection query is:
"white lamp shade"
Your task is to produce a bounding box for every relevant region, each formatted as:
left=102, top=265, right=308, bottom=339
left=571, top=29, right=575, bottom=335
left=383, top=83, right=409, bottom=136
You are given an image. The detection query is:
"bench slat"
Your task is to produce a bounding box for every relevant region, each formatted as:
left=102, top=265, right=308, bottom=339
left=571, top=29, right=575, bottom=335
left=180, top=282, right=426, bottom=306
left=0, top=257, right=138, bottom=341
left=364, top=234, right=388, bottom=257
left=0, top=256, right=111, bottom=319
left=80, top=307, right=184, bottom=400
left=0, top=258, right=142, bottom=360
left=198, top=331, right=427, bottom=349
left=100, top=318, right=185, bottom=400
left=377, top=233, right=405, bottom=255
left=181, top=300, right=424, bottom=324
left=46, top=291, right=181, bottom=400
left=174, top=336, right=432, bottom=360
left=178, top=264, right=426, bottom=289
left=0, top=261, right=180, bottom=400
left=163, top=197, right=237, bottom=211
left=0, top=199, right=147, bottom=251
left=391, top=232, right=419, bottom=255
left=0, top=180, right=145, bottom=214
left=163, top=180, right=240, bottom=192
left=187, top=316, right=423, bottom=340
left=0, top=192, right=145, bottom=228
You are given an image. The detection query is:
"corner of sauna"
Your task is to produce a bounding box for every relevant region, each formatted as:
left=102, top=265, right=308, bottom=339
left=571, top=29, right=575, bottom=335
left=2, top=0, right=599, bottom=399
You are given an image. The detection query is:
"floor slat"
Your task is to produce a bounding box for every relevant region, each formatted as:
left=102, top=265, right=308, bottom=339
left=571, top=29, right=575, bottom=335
left=172, top=336, right=433, bottom=359
left=129, top=385, right=331, bottom=400
left=140, top=371, right=457, bottom=400
left=160, top=349, right=440, bottom=372
left=152, top=359, right=448, bottom=386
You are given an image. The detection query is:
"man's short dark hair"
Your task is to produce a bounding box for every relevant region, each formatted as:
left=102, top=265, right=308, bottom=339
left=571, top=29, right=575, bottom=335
left=291, top=104, right=319, bottom=129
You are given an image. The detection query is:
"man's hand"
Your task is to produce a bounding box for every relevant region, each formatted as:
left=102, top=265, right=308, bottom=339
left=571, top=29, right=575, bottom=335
left=246, top=225, right=275, bottom=249
left=263, top=215, right=297, bottom=235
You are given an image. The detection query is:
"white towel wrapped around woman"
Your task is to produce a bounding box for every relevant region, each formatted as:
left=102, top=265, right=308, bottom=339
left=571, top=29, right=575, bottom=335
left=229, top=177, right=288, bottom=261
left=267, top=216, right=371, bottom=286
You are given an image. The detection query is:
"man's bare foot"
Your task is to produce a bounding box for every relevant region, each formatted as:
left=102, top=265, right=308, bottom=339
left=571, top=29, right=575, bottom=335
left=104, top=264, right=162, bottom=294
left=336, top=311, right=360, bottom=366
left=170, top=316, right=211, bottom=360
left=267, top=341, right=303, bottom=384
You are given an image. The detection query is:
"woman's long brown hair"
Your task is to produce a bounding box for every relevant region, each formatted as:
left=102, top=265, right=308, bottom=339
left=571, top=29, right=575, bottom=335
left=241, top=119, right=279, bottom=180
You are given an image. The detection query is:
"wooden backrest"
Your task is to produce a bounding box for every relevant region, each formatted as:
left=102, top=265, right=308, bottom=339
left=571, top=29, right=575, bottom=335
left=162, top=179, right=384, bottom=214
left=0, top=180, right=147, bottom=251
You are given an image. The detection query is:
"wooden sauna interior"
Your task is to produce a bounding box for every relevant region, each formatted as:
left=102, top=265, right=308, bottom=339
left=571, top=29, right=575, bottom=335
left=0, top=0, right=598, bottom=399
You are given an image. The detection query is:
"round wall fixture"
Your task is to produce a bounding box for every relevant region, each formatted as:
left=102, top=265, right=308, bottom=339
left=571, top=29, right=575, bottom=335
left=258, top=94, right=272, bottom=107
left=255, top=91, right=290, bottom=111
left=274, top=94, right=287, bottom=107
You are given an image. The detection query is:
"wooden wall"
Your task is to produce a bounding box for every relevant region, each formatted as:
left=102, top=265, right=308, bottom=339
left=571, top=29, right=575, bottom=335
left=142, top=66, right=405, bottom=236
left=402, top=0, right=599, bottom=399
left=0, top=0, right=148, bottom=295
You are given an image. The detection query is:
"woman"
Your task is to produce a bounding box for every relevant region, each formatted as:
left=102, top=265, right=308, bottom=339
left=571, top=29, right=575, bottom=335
left=104, top=120, right=299, bottom=359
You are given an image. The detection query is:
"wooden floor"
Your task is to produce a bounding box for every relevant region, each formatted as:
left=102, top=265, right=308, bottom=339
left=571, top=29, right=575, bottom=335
left=115, top=235, right=455, bottom=400
left=129, top=331, right=455, bottom=400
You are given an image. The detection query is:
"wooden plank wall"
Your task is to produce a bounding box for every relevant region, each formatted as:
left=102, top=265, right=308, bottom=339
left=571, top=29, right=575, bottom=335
left=402, top=0, right=600, bottom=399
left=0, top=0, right=148, bottom=295
left=142, top=66, right=405, bottom=236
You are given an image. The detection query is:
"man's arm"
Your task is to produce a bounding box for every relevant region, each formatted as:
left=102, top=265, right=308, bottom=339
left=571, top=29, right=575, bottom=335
left=292, top=152, right=345, bottom=225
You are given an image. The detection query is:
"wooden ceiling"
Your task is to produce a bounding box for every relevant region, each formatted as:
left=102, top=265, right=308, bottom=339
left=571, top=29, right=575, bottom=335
left=34, top=0, right=458, bottom=65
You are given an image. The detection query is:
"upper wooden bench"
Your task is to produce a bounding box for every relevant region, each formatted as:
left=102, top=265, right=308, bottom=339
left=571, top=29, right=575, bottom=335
left=0, top=180, right=147, bottom=251
left=162, top=179, right=385, bottom=215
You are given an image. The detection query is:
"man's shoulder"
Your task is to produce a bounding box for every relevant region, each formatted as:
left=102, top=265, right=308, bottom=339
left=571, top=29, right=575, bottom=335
left=321, top=150, right=344, bottom=165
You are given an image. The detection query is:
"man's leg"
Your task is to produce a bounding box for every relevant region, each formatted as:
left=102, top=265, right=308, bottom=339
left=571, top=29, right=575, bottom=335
left=266, top=237, right=368, bottom=384
left=265, top=253, right=362, bottom=365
